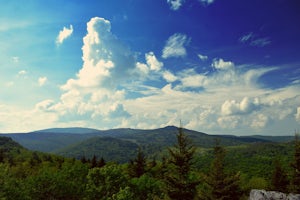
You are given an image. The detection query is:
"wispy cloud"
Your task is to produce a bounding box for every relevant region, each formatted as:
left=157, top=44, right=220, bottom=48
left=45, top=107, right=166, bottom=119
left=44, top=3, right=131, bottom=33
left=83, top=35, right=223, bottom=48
left=12, top=56, right=19, bottom=63
left=56, top=25, right=73, bottom=45
left=239, top=32, right=254, bottom=43
left=250, top=37, right=271, bottom=47
left=18, top=70, right=27, bottom=75
left=198, top=53, right=208, bottom=61
left=167, top=0, right=184, bottom=10
left=200, top=0, right=216, bottom=6
left=38, top=76, right=47, bottom=86
left=239, top=32, right=271, bottom=47
left=162, top=33, right=190, bottom=59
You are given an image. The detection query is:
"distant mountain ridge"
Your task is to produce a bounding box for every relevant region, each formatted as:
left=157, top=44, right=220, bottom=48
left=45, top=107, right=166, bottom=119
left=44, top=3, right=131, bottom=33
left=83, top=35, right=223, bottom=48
left=32, top=127, right=101, bottom=134
left=0, top=126, right=294, bottom=162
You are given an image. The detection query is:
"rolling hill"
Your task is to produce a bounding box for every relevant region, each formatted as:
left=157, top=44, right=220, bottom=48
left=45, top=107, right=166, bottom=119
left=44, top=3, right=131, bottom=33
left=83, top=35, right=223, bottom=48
left=1, top=126, right=295, bottom=163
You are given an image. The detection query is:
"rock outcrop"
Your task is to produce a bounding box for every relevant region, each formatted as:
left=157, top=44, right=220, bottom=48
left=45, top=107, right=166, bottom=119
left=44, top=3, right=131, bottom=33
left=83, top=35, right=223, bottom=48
left=249, top=189, right=300, bottom=200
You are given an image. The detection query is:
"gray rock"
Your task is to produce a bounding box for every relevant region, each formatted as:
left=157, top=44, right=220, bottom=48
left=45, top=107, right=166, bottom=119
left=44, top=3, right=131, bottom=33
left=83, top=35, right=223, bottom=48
left=268, top=191, right=287, bottom=199
left=249, top=189, right=300, bottom=200
left=249, top=189, right=269, bottom=200
left=287, top=194, right=300, bottom=200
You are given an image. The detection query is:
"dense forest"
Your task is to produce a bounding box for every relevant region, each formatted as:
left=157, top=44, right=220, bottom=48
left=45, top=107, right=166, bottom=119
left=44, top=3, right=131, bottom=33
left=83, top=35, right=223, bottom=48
left=1, top=128, right=300, bottom=200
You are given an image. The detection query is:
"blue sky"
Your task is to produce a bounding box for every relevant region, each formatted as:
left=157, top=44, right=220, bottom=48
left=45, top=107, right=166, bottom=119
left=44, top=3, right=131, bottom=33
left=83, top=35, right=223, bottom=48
left=0, top=0, right=300, bottom=135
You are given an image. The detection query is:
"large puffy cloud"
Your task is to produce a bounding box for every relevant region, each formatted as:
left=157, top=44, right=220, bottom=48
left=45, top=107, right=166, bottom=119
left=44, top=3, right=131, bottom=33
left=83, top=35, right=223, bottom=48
left=62, top=17, right=135, bottom=91
left=52, top=17, right=136, bottom=127
left=162, top=33, right=189, bottom=59
left=221, top=97, right=260, bottom=116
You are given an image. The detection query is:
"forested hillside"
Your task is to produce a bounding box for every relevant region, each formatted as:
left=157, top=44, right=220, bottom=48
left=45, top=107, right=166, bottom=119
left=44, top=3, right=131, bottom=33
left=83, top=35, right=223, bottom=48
left=2, top=126, right=293, bottom=162
left=1, top=128, right=300, bottom=200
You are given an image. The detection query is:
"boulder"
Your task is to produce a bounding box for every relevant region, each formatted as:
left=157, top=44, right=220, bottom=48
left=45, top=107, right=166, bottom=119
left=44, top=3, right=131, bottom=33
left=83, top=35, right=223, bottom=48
left=249, top=189, right=300, bottom=200
left=288, top=194, right=300, bottom=200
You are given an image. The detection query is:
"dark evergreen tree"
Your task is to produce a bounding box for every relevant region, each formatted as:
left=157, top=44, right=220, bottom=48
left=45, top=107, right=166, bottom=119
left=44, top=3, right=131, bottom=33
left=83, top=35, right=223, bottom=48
left=202, top=140, right=241, bottom=200
left=0, top=149, right=4, bottom=163
left=164, top=127, right=198, bottom=200
left=97, top=157, right=106, bottom=168
left=271, top=159, right=289, bottom=192
left=291, top=133, right=300, bottom=193
left=80, top=156, right=88, bottom=164
left=91, top=155, right=97, bottom=168
left=128, top=147, right=146, bottom=178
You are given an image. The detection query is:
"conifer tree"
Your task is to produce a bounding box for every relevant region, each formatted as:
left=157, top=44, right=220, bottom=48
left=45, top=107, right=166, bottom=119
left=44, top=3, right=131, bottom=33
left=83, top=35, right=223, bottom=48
left=165, top=127, right=198, bottom=200
left=271, top=159, right=289, bottom=192
left=128, top=147, right=146, bottom=178
left=202, top=140, right=241, bottom=200
left=291, top=133, right=300, bottom=193
left=80, top=156, right=88, bottom=164
left=98, top=157, right=106, bottom=168
left=91, top=155, right=97, bottom=168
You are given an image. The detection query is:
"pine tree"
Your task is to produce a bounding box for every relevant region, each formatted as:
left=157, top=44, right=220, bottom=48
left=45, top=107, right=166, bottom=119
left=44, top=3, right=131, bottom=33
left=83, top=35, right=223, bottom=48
left=165, top=127, right=198, bottom=200
left=291, top=133, right=300, bottom=193
left=91, top=155, right=97, bottom=168
left=128, top=147, right=147, bottom=178
left=271, top=159, right=289, bottom=192
left=97, top=157, right=106, bottom=168
left=80, top=156, right=88, bottom=164
left=202, top=140, right=241, bottom=200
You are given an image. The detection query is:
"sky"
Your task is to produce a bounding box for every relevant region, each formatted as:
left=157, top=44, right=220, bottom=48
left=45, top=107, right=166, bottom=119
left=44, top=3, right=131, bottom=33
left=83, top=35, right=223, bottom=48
left=0, top=0, right=300, bottom=135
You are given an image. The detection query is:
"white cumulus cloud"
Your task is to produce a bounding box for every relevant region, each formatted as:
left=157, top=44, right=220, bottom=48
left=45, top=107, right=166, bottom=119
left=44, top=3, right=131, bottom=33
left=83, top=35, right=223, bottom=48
left=212, top=58, right=234, bottom=70
left=162, top=33, right=189, bottom=59
left=53, top=17, right=136, bottom=127
left=56, top=25, right=73, bottom=45
left=251, top=114, right=269, bottom=129
left=221, top=97, right=259, bottom=116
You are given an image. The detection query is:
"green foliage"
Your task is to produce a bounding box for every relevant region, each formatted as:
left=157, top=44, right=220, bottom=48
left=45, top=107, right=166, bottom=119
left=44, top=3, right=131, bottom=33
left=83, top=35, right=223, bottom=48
left=240, top=176, right=268, bottom=194
left=129, top=174, right=165, bottom=200
left=85, top=164, right=128, bottom=200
